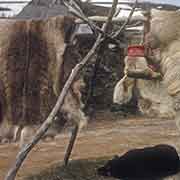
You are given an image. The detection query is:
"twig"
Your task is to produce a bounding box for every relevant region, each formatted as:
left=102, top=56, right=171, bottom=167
left=64, top=124, right=78, bottom=165
left=102, top=0, right=118, bottom=33
left=63, top=0, right=122, bottom=46
left=66, top=0, right=139, bottom=46
left=83, top=0, right=118, bottom=109
left=112, top=0, right=138, bottom=38
left=63, top=0, right=98, bottom=34
left=5, top=0, right=118, bottom=179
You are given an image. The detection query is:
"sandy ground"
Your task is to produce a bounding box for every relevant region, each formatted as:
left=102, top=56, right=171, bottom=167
left=0, top=111, right=180, bottom=180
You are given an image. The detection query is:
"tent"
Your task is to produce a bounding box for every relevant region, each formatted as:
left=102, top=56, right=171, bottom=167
left=16, top=0, right=109, bottom=19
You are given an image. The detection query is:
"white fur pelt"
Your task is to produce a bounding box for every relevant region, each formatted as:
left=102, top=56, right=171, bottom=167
left=113, top=56, right=175, bottom=119
left=147, top=10, right=180, bottom=129
left=114, top=9, right=180, bottom=120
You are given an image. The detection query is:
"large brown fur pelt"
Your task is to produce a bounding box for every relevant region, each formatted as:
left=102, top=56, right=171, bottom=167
left=0, top=16, right=87, bottom=144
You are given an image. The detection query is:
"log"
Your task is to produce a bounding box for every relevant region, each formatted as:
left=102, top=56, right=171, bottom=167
left=127, top=69, right=162, bottom=80
left=75, top=15, right=147, bottom=23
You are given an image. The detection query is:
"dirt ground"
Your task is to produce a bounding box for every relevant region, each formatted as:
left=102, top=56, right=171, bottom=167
left=1, top=111, right=180, bottom=180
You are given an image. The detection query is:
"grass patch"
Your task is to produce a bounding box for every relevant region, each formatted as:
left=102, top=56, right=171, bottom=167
left=25, top=157, right=116, bottom=180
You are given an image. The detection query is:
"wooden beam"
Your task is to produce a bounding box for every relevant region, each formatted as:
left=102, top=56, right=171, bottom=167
left=127, top=69, right=162, bottom=80
left=75, top=15, right=147, bottom=23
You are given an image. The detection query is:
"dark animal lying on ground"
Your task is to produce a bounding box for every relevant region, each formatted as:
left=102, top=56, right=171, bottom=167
left=97, top=144, right=180, bottom=179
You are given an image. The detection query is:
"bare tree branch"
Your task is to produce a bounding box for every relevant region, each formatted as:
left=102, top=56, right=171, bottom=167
left=112, top=0, right=138, bottom=38
left=5, top=0, right=118, bottom=179
left=63, top=0, right=99, bottom=34
left=63, top=0, right=122, bottom=46
left=66, top=0, right=139, bottom=45
left=102, top=0, right=118, bottom=33
left=75, top=15, right=146, bottom=23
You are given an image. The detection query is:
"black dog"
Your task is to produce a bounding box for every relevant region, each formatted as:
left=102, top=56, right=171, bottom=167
left=98, top=144, right=180, bottom=179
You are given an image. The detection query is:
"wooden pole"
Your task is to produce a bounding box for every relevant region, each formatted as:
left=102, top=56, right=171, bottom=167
left=64, top=124, right=79, bottom=165
left=142, top=9, right=151, bottom=55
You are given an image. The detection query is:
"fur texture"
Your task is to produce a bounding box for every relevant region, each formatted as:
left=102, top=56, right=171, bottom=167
left=0, top=16, right=87, bottom=145
left=145, top=10, right=180, bottom=131
left=98, top=145, right=180, bottom=179
left=113, top=9, right=180, bottom=119
left=113, top=56, right=175, bottom=118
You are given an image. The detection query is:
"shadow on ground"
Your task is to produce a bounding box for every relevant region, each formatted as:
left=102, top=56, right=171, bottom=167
left=25, top=157, right=116, bottom=180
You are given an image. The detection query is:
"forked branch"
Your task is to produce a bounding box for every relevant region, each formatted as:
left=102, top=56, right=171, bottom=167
left=112, top=0, right=138, bottom=38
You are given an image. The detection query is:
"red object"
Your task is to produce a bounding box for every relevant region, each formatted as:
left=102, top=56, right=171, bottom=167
left=127, top=45, right=145, bottom=57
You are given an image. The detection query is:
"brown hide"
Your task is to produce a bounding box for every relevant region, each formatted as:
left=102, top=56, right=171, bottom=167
left=0, top=16, right=77, bottom=128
